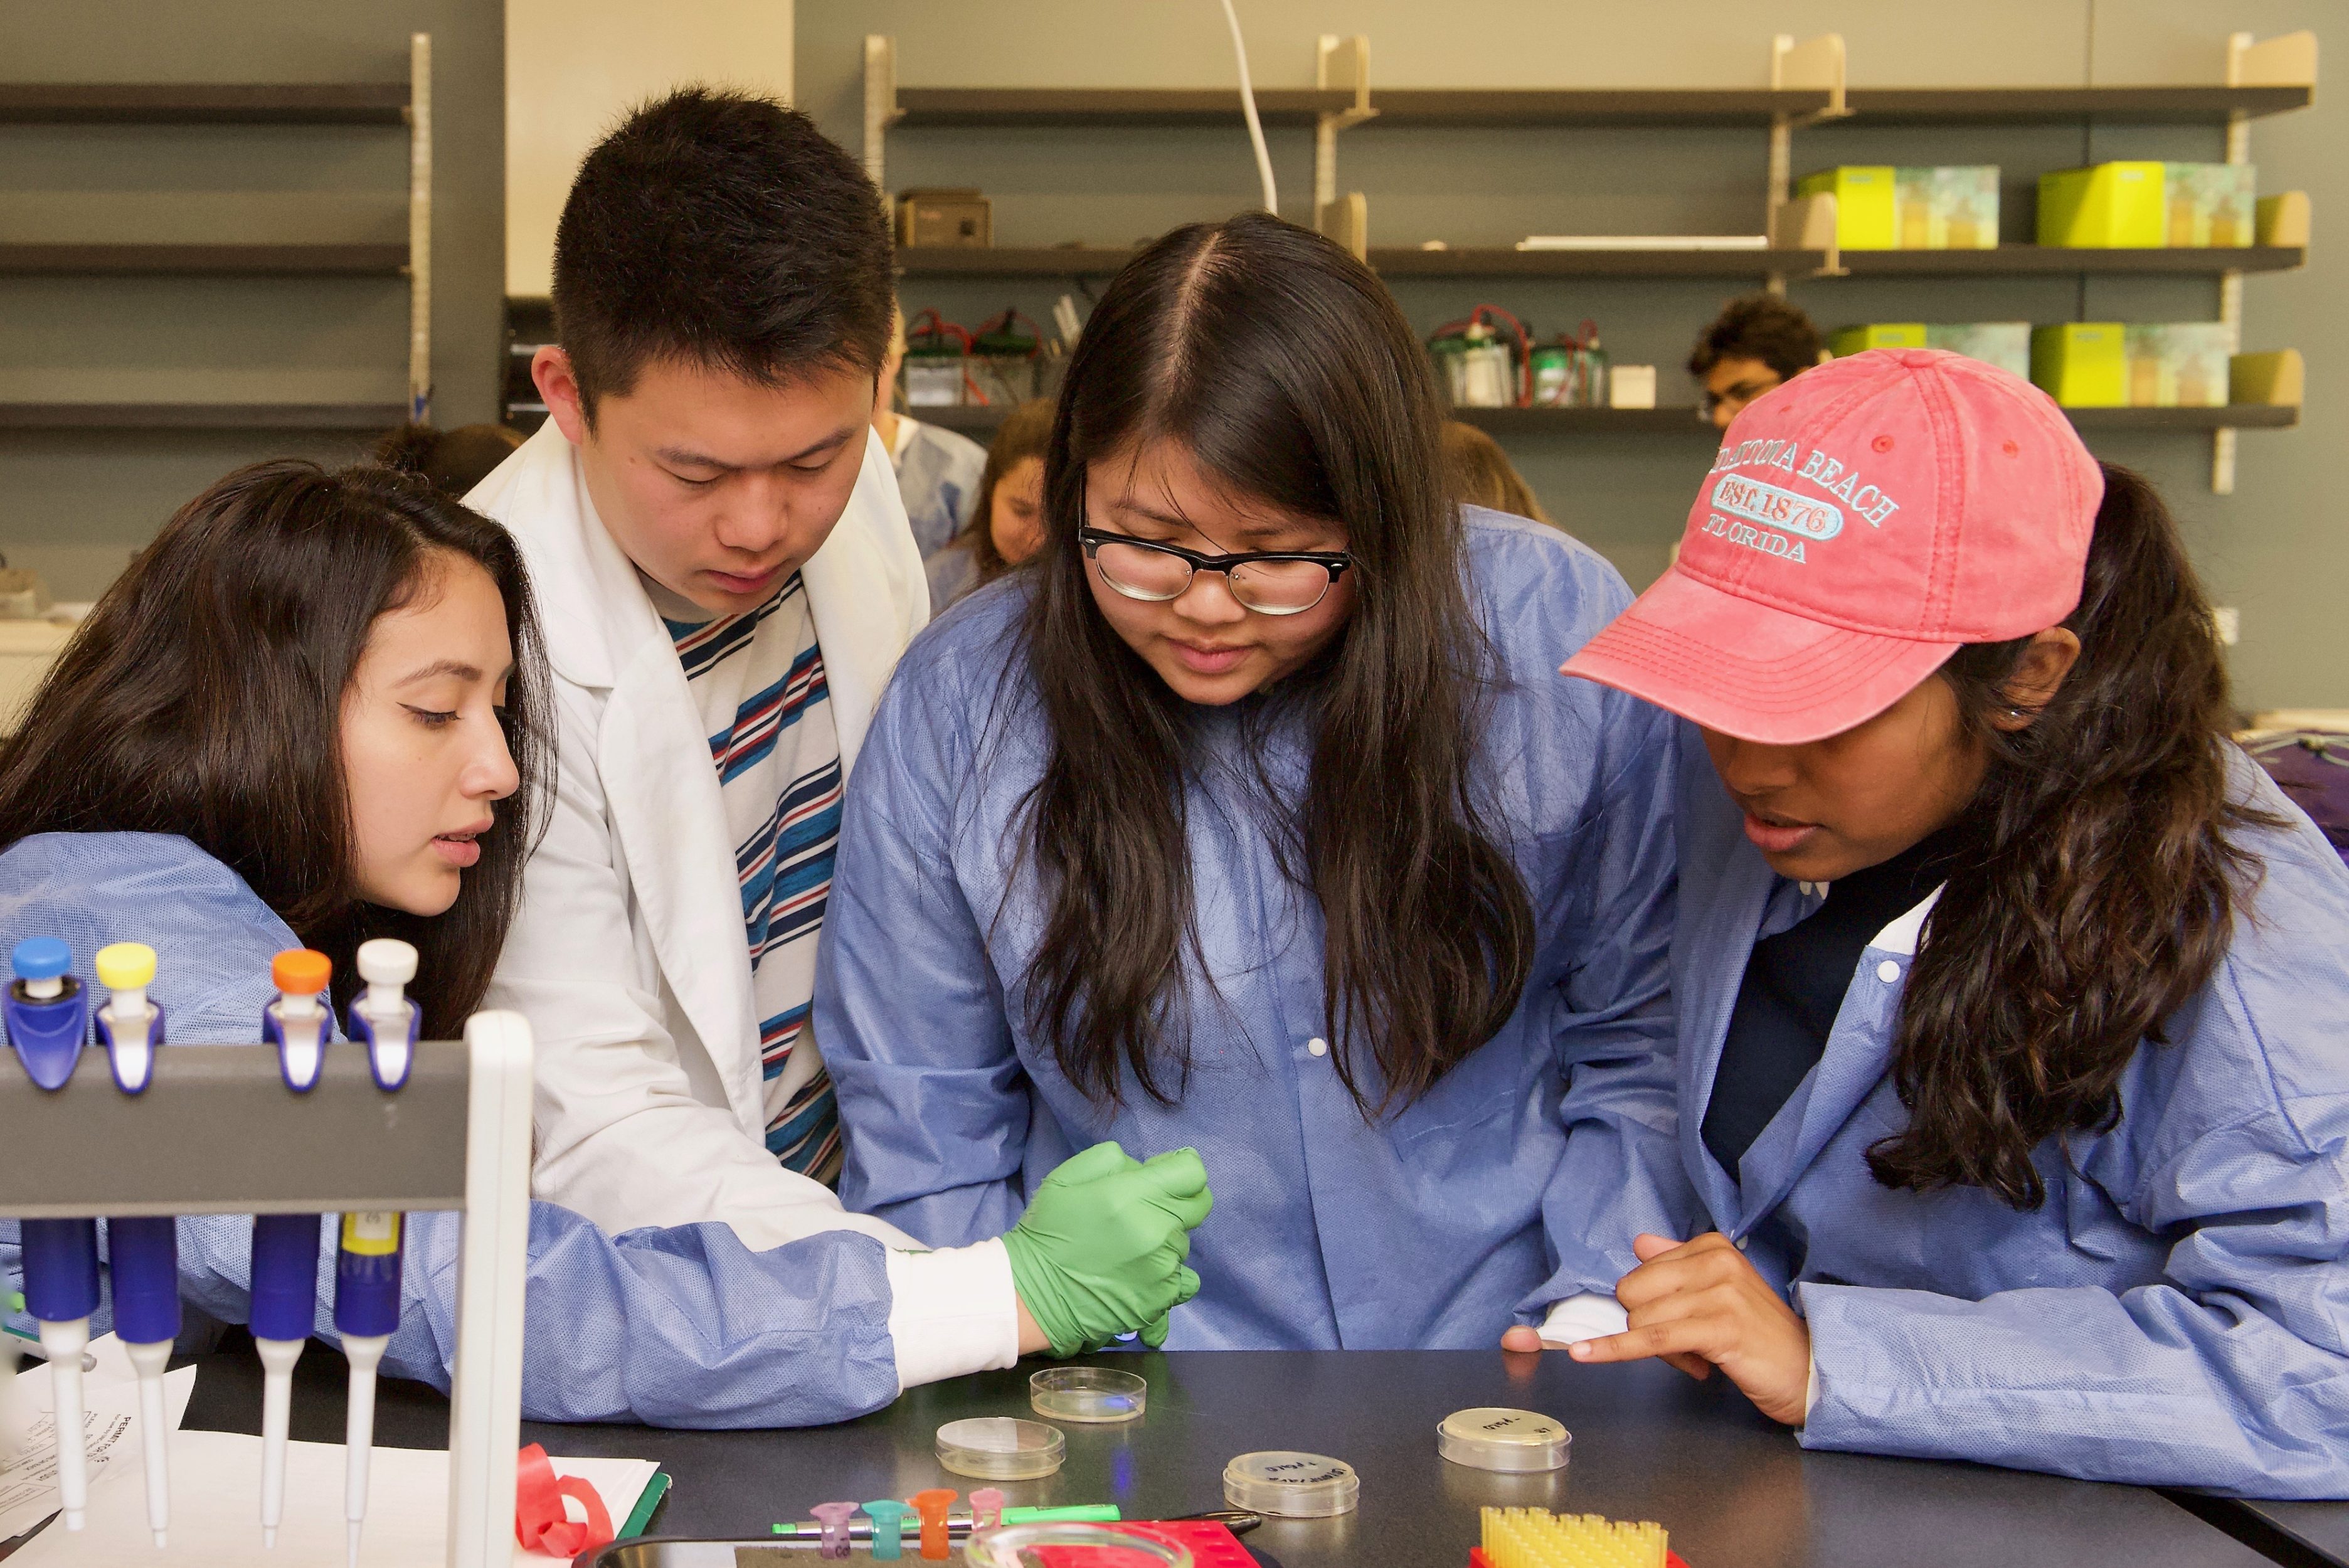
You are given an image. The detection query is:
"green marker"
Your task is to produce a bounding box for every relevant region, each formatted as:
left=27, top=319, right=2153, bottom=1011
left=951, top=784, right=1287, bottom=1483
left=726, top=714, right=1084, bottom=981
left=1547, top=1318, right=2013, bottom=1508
left=773, top=1503, right=1121, bottom=1539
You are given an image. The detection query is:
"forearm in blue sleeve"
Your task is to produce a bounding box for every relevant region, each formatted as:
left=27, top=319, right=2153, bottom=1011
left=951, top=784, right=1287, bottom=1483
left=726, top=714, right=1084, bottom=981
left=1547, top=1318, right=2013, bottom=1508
left=173, top=1204, right=902, bottom=1429
left=1525, top=704, right=1707, bottom=1316
left=1801, top=1281, right=2349, bottom=1497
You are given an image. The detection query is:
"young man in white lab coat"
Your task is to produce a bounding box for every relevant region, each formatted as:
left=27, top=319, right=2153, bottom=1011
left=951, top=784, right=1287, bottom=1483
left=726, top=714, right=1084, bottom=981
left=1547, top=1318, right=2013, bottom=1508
left=466, top=88, right=930, bottom=1254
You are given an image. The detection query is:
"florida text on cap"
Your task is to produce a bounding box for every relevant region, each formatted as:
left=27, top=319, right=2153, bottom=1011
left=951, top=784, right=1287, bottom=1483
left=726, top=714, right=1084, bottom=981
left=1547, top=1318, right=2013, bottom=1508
left=1562, top=348, right=2105, bottom=745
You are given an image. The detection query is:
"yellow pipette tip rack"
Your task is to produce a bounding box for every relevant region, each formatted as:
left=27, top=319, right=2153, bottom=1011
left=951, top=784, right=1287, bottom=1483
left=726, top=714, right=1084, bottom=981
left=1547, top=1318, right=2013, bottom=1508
left=95, top=942, right=156, bottom=990
left=1481, top=1507, right=1670, bottom=1568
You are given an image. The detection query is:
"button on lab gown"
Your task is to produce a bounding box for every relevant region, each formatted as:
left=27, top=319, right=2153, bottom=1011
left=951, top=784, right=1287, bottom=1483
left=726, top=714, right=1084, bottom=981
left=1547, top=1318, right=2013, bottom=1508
left=0, top=830, right=977, bottom=1428
left=817, top=510, right=1682, bottom=1348
left=1546, top=724, right=2349, bottom=1497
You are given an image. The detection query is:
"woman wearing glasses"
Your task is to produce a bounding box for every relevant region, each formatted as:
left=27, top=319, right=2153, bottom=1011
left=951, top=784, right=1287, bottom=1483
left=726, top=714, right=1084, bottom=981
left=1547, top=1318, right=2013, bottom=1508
left=814, top=213, right=1682, bottom=1350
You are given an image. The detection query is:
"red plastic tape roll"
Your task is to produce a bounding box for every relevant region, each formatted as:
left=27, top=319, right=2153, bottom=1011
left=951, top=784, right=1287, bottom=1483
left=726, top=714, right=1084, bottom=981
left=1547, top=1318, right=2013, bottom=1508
left=514, top=1442, right=615, bottom=1558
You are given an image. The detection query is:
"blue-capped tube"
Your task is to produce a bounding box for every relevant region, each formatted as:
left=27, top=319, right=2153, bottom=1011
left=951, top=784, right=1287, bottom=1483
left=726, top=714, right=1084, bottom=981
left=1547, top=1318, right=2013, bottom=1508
left=8, top=938, right=96, bottom=1533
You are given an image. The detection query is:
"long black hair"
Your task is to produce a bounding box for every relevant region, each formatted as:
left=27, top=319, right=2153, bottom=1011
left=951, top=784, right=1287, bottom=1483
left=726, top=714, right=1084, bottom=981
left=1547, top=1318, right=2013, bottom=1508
left=0, top=460, right=549, bottom=1037
left=1019, top=212, right=1535, bottom=1116
left=1876, top=463, right=2278, bottom=1207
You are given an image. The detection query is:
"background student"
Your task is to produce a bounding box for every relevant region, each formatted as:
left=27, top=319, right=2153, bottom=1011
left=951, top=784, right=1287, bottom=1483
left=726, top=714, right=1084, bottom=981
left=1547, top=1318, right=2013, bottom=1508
left=1440, top=420, right=1552, bottom=526
left=470, top=90, right=926, bottom=1237
left=925, top=397, right=1052, bottom=611
left=1687, top=293, right=1823, bottom=430
left=872, top=302, right=990, bottom=561
left=818, top=213, right=1679, bottom=1351
left=0, top=461, right=1211, bottom=1424
left=1525, top=349, right=2349, bottom=1497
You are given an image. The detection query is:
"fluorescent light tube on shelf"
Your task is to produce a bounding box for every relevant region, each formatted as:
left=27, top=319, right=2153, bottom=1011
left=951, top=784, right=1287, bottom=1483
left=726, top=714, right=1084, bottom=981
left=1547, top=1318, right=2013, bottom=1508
left=1516, top=235, right=1770, bottom=251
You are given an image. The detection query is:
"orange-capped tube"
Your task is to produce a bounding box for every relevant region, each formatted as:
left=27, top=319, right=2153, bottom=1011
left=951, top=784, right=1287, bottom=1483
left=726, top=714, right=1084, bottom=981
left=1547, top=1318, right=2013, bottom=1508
left=272, top=949, right=332, bottom=995
left=911, top=1490, right=956, bottom=1562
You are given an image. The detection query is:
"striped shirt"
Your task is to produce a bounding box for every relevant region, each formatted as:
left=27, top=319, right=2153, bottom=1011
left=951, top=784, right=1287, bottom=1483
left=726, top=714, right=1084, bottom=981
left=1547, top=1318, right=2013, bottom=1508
left=658, top=572, right=843, bottom=1183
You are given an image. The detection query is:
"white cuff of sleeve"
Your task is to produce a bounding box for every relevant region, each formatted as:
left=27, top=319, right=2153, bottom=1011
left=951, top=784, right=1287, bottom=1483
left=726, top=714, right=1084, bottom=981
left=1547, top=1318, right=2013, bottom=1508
left=884, top=1239, right=1022, bottom=1394
left=1803, top=1344, right=1819, bottom=1422
left=1535, top=1291, right=1630, bottom=1345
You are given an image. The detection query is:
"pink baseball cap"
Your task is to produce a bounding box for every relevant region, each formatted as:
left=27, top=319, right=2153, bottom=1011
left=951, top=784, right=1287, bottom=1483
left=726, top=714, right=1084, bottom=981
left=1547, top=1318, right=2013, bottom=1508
left=1562, top=347, right=2104, bottom=744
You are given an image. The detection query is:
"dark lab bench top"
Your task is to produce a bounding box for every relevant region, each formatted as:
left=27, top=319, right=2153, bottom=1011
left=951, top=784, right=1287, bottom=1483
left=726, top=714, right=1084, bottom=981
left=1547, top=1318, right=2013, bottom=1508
left=2170, top=1497, right=2349, bottom=1568
left=177, top=1340, right=2276, bottom=1568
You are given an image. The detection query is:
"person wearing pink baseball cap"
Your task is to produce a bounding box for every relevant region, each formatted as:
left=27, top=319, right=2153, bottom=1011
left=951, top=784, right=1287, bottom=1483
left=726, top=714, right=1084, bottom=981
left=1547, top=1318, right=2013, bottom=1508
left=1505, top=349, right=2349, bottom=1496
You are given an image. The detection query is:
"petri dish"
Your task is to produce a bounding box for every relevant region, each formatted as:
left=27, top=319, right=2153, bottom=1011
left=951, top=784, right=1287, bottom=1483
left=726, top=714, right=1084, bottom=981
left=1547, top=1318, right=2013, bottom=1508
left=965, top=1522, right=1193, bottom=1568
left=1437, top=1407, right=1572, bottom=1473
left=1031, top=1365, right=1148, bottom=1424
left=936, top=1416, right=1068, bottom=1480
left=1221, top=1450, right=1360, bottom=1518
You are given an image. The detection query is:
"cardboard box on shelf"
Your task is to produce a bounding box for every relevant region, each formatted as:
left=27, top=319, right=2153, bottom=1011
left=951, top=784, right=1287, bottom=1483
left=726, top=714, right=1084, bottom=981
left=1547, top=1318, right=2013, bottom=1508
left=2125, top=324, right=2234, bottom=408
left=1829, top=324, right=1927, bottom=357
left=1924, top=322, right=2030, bottom=380
left=1608, top=365, right=1658, bottom=409
left=1896, top=166, right=2000, bottom=250
left=2037, top=163, right=2166, bottom=248
left=2163, top=164, right=2256, bottom=248
left=1796, top=166, right=1897, bottom=250
left=896, top=188, right=992, bottom=248
left=2030, top=323, right=2128, bottom=406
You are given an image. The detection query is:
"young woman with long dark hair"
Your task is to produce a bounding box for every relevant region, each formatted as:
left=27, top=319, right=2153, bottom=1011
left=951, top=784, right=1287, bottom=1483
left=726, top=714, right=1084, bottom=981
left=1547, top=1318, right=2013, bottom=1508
left=1517, top=349, right=2349, bottom=1495
left=0, top=460, right=1208, bottom=1425
left=817, top=213, right=1680, bottom=1348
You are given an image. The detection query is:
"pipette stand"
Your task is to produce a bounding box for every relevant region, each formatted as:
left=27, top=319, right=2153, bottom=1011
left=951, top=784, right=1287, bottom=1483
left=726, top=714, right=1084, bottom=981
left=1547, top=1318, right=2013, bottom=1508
left=0, top=1012, right=533, bottom=1567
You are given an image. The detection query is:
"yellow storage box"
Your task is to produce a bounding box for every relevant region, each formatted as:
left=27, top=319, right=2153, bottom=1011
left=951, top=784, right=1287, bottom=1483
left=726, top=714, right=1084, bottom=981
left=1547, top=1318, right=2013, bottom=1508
left=1797, top=166, right=1897, bottom=250
left=2037, top=163, right=2166, bottom=248
left=2031, top=323, right=2128, bottom=406
left=1830, top=324, right=1927, bottom=358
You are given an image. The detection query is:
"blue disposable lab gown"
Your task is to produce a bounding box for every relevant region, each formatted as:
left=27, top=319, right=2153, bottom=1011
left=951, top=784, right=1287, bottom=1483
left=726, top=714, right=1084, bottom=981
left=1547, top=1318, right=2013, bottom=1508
left=818, top=510, right=1682, bottom=1348
left=1547, top=724, right=2349, bottom=1498
left=0, top=831, right=899, bottom=1426
left=894, top=417, right=988, bottom=560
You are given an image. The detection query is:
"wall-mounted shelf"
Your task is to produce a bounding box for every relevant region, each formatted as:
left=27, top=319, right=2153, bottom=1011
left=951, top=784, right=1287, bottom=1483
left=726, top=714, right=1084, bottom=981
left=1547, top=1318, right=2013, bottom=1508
left=0, top=368, right=409, bottom=430
left=0, top=401, right=408, bottom=430
left=0, top=82, right=410, bottom=124
left=891, top=87, right=1357, bottom=127
left=0, top=44, right=433, bottom=421
left=912, top=402, right=2297, bottom=438
left=896, top=243, right=2306, bottom=280
left=1362, top=89, right=1830, bottom=125
left=1828, top=85, right=2312, bottom=122
left=0, top=242, right=411, bottom=275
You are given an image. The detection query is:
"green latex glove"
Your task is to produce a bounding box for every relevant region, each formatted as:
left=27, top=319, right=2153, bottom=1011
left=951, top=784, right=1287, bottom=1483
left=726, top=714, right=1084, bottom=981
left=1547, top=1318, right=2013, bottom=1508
left=1002, top=1142, right=1213, bottom=1357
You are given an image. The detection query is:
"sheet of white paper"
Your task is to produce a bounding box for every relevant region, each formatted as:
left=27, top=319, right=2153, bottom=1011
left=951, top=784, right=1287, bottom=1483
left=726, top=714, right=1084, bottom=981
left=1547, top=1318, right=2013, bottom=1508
left=4, top=1430, right=658, bottom=1566
left=0, top=1335, right=198, bottom=1543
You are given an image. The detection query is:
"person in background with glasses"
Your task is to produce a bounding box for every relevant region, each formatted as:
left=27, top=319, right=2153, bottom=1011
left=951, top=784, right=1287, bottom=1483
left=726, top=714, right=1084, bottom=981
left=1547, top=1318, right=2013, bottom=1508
left=1690, top=294, right=1825, bottom=430
left=814, top=213, right=1680, bottom=1351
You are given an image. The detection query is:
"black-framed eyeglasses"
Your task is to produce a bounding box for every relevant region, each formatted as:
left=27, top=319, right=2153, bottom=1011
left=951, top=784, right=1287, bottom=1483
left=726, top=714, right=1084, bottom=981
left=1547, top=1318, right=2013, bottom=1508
left=1079, top=526, right=1353, bottom=617
left=1701, top=376, right=1782, bottom=420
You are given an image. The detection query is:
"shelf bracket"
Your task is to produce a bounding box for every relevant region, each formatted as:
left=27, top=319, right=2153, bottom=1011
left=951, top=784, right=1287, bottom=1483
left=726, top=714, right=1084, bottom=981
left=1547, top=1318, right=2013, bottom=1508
left=864, top=36, right=902, bottom=198
left=1315, top=34, right=1374, bottom=259
left=1765, top=33, right=1848, bottom=292
left=2226, top=29, right=2319, bottom=90
left=406, top=31, right=432, bottom=425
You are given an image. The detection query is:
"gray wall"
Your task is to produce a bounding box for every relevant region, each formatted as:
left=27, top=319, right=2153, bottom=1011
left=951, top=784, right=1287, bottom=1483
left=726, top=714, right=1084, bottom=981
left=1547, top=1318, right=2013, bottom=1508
left=800, top=0, right=2342, bottom=711
left=0, top=0, right=504, bottom=599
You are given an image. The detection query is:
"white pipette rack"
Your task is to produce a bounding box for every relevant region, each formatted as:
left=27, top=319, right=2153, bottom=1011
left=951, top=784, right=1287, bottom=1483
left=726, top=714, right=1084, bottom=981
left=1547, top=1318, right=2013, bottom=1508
left=0, top=1011, right=533, bottom=1567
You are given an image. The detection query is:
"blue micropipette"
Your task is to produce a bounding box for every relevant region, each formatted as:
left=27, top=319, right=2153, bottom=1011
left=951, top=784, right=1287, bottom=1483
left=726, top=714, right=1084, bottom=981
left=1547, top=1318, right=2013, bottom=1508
left=94, top=942, right=178, bottom=1546
left=253, top=946, right=332, bottom=1546
left=336, top=938, right=419, bottom=1568
left=6, top=936, right=97, bottom=1533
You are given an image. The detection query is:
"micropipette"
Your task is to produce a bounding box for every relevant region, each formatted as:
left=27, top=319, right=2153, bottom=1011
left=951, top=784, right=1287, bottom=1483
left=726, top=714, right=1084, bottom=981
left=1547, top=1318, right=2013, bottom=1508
left=5, top=937, right=97, bottom=1532
left=336, top=933, right=420, bottom=1568
left=95, top=943, right=179, bottom=1546
left=253, top=947, right=333, bottom=1546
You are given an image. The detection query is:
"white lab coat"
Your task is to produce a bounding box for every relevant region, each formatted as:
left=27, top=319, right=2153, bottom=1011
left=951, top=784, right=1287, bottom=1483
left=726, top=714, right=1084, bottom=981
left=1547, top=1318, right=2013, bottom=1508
left=465, top=420, right=932, bottom=1252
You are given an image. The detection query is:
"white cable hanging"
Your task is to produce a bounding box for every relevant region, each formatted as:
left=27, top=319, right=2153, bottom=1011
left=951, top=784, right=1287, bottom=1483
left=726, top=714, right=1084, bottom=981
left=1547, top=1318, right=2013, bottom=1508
left=1217, top=0, right=1279, bottom=215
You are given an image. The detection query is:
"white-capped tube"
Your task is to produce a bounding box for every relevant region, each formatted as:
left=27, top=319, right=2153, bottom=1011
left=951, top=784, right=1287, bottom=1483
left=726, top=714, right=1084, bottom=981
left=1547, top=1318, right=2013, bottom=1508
left=342, top=1333, right=388, bottom=1568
